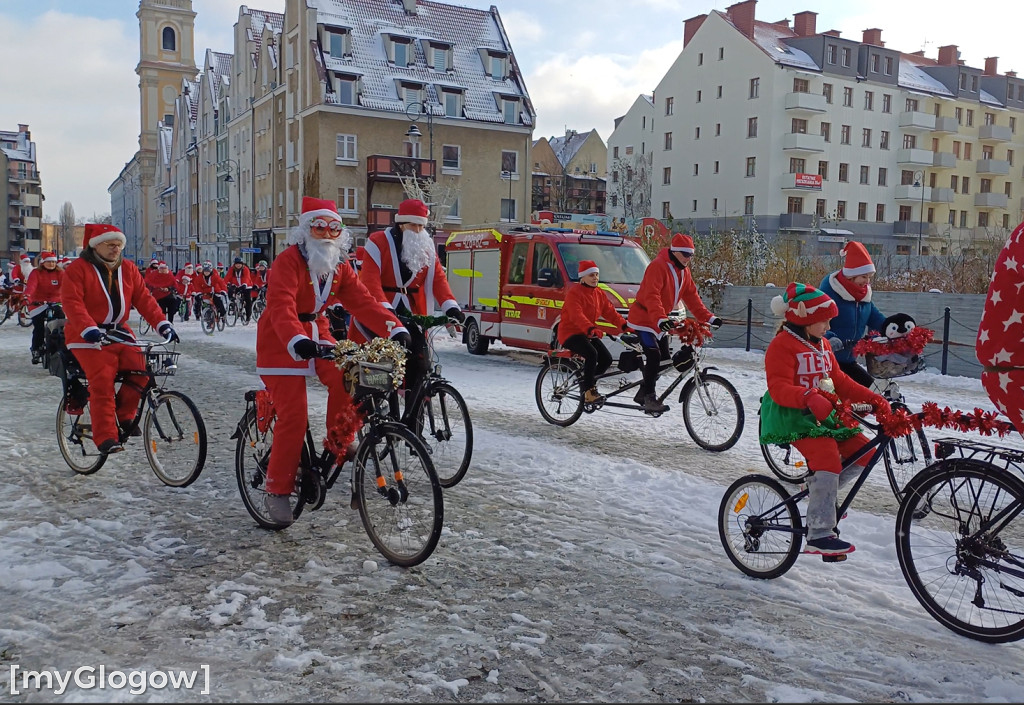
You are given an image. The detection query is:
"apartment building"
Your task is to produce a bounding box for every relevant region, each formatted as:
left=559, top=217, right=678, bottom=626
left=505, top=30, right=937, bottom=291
left=617, top=0, right=1024, bottom=259
left=1, top=124, right=44, bottom=264
left=606, top=94, right=655, bottom=223
left=530, top=128, right=607, bottom=216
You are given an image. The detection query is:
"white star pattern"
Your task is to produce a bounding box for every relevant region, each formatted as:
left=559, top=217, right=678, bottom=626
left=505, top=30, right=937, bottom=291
left=978, top=328, right=990, bottom=344
left=1004, top=309, right=1024, bottom=332
left=989, top=289, right=1002, bottom=305
left=1017, top=280, right=1024, bottom=294
left=999, top=372, right=1012, bottom=392
left=993, top=348, right=1014, bottom=365
left=1005, top=255, right=1019, bottom=272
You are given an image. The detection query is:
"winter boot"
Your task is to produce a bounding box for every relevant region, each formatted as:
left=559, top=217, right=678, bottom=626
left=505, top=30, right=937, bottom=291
left=641, top=393, right=670, bottom=414
left=264, top=493, right=295, bottom=528
left=98, top=439, right=124, bottom=455
left=584, top=387, right=604, bottom=404
left=804, top=471, right=854, bottom=554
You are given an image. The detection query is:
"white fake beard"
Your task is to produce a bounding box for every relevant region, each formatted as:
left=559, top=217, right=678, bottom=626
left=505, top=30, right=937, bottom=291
left=400, top=227, right=435, bottom=274
left=20, top=261, right=33, bottom=279
left=305, top=236, right=343, bottom=280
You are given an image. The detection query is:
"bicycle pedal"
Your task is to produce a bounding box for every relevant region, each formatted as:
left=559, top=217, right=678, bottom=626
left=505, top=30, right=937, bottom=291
left=820, top=554, right=848, bottom=563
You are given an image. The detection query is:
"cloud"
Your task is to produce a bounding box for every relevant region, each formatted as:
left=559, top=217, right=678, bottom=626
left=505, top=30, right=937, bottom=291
left=0, top=11, right=137, bottom=221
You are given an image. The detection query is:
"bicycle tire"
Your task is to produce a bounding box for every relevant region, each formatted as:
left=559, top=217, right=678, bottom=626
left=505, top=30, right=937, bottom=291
left=412, top=381, right=473, bottom=488
left=224, top=297, right=238, bottom=327
left=144, top=391, right=207, bottom=487
left=56, top=394, right=107, bottom=475
left=758, top=415, right=811, bottom=483
left=17, top=305, right=30, bottom=327
left=719, top=474, right=803, bottom=579
left=234, top=407, right=307, bottom=530
left=0, top=300, right=12, bottom=326
left=252, top=299, right=265, bottom=322
left=139, top=316, right=152, bottom=335
left=681, top=372, right=744, bottom=451
left=883, top=425, right=933, bottom=501
left=354, top=421, right=443, bottom=567
left=200, top=306, right=215, bottom=335
left=895, top=458, right=1024, bottom=643
left=534, top=358, right=584, bottom=427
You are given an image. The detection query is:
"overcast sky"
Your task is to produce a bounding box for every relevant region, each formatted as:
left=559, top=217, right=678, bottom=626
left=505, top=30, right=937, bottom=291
left=2, top=0, right=1022, bottom=222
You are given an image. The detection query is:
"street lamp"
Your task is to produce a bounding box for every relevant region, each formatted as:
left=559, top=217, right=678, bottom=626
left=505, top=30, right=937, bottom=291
left=914, top=169, right=925, bottom=257
left=501, top=170, right=514, bottom=222
left=208, top=159, right=242, bottom=250
left=405, top=101, right=434, bottom=172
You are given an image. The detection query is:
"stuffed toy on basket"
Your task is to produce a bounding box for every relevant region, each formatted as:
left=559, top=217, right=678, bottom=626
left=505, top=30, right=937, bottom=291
left=853, top=313, right=933, bottom=379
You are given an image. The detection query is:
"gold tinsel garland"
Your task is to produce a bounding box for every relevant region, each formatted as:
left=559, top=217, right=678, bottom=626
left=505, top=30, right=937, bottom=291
left=332, top=337, right=408, bottom=391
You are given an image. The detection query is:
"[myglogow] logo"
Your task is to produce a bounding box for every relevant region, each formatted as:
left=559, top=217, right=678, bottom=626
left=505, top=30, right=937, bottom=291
left=8, top=664, right=210, bottom=696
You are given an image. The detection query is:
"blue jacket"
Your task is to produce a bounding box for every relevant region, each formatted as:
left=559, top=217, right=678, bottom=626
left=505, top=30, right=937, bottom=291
left=818, top=271, right=885, bottom=364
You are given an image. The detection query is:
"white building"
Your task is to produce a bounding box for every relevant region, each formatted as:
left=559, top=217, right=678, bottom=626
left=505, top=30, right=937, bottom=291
left=606, top=94, right=654, bottom=224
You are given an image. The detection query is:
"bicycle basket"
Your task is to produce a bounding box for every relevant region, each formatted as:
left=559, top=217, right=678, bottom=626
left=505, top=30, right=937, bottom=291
left=865, top=351, right=926, bottom=379
left=672, top=345, right=695, bottom=373
left=617, top=349, right=642, bottom=373
left=146, top=350, right=181, bottom=376
left=346, top=360, right=395, bottom=396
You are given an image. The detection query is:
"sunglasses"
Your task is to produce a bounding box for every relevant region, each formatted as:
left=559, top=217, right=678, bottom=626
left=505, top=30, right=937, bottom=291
left=675, top=251, right=693, bottom=259
left=311, top=219, right=343, bottom=232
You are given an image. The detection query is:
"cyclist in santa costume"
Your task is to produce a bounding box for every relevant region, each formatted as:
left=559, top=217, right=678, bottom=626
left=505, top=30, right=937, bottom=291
left=256, top=196, right=408, bottom=528
left=25, top=251, right=63, bottom=364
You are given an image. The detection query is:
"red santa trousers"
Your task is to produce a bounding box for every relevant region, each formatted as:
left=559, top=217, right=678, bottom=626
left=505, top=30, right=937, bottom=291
left=73, top=345, right=149, bottom=448
left=982, top=370, right=1024, bottom=438
left=260, top=359, right=350, bottom=495
left=791, top=433, right=871, bottom=474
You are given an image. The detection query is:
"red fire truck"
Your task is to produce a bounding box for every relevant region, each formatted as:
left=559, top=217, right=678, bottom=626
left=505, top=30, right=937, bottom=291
left=444, top=226, right=651, bottom=354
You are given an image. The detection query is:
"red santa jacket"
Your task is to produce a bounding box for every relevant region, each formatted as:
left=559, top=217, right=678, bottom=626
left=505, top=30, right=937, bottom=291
left=193, top=270, right=227, bottom=296
left=977, top=221, right=1024, bottom=370
left=224, top=265, right=254, bottom=289
left=627, top=249, right=712, bottom=337
left=176, top=271, right=195, bottom=296
left=146, top=271, right=179, bottom=299
left=557, top=282, right=627, bottom=345
left=765, top=331, right=877, bottom=408
left=62, top=255, right=169, bottom=350
left=255, top=245, right=407, bottom=376
left=251, top=269, right=267, bottom=289
left=360, top=226, right=457, bottom=315
left=25, top=266, right=63, bottom=316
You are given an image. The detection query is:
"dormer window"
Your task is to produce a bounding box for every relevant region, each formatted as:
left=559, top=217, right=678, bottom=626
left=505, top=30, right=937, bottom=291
left=324, top=27, right=351, bottom=58
left=390, top=36, right=413, bottom=68
left=482, top=51, right=506, bottom=79
left=439, top=88, right=463, bottom=117
left=428, top=43, right=452, bottom=72
left=398, top=81, right=424, bottom=106
left=499, top=95, right=519, bottom=125
left=331, top=72, right=359, bottom=105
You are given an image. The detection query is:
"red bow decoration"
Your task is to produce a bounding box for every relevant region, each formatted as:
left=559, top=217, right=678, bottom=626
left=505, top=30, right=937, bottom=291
left=852, top=326, right=934, bottom=357
left=674, top=319, right=712, bottom=347
left=324, top=403, right=364, bottom=458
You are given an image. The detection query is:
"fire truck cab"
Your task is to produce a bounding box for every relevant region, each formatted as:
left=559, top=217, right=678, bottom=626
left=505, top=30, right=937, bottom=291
left=445, top=226, right=651, bottom=354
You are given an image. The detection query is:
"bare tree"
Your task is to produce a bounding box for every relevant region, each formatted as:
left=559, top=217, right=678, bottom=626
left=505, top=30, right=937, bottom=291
left=397, top=174, right=461, bottom=231
left=608, top=152, right=652, bottom=223
left=58, top=201, right=76, bottom=254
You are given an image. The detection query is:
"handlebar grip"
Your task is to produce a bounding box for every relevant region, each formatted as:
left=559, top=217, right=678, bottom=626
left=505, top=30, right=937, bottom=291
left=850, top=403, right=874, bottom=414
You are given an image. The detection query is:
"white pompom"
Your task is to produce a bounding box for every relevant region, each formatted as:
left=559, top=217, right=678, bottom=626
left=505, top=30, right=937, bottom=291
left=770, top=295, right=789, bottom=317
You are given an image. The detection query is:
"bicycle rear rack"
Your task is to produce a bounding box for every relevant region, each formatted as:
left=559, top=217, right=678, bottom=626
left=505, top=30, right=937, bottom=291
left=933, top=436, right=1024, bottom=468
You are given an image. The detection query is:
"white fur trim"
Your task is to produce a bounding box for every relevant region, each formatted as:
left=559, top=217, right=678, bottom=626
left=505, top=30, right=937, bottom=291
left=286, top=334, right=309, bottom=361
left=670, top=246, right=695, bottom=254
left=41, top=255, right=58, bottom=263
left=578, top=265, right=599, bottom=277
left=770, top=295, right=788, bottom=317
left=88, top=230, right=127, bottom=248
left=304, top=208, right=341, bottom=220
left=842, top=262, right=876, bottom=277
left=395, top=214, right=429, bottom=225
left=437, top=299, right=458, bottom=313
left=388, top=326, right=409, bottom=338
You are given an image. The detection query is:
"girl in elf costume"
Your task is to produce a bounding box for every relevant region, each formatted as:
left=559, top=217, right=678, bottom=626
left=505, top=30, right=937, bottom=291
left=760, top=282, right=890, bottom=555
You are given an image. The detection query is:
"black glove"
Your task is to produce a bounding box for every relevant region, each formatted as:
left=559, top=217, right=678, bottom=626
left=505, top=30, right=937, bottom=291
left=82, top=328, right=104, bottom=344
left=158, top=323, right=180, bottom=343
left=293, top=338, right=320, bottom=360
left=326, top=305, right=348, bottom=328
left=445, top=307, right=466, bottom=324
left=658, top=319, right=675, bottom=332
left=708, top=316, right=723, bottom=330
left=392, top=331, right=412, bottom=348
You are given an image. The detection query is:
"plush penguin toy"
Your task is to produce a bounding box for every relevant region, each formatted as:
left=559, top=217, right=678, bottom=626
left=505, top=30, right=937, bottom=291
left=882, top=312, right=916, bottom=339
left=870, top=312, right=924, bottom=377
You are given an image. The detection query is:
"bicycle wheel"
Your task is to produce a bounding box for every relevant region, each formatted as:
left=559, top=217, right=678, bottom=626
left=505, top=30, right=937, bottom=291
left=216, top=311, right=225, bottom=331
left=139, top=315, right=152, bottom=335
left=719, top=474, right=803, bottom=579
left=681, top=372, right=744, bottom=452
left=17, top=305, right=31, bottom=327
left=884, top=425, right=933, bottom=501
left=759, top=415, right=810, bottom=483
left=252, top=298, right=265, bottom=322
left=0, top=300, right=12, bottom=326
left=200, top=306, right=215, bottom=335
left=534, top=359, right=584, bottom=427
left=354, top=421, right=443, bottom=567
left=412, top=381, right=473, bottom=488
left=224, top=298, right=238, bottom=327
left=234, top=407, right=308, bottom=530
left=144, top=391, right=207, bottom=487
left=896, top=458, right=1024, bottom=643
left=56, top=394, right=107, bottom=475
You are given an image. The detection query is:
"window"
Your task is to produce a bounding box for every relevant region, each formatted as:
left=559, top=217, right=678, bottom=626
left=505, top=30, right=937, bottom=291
left=971, top=75, right=978, bottom=92
left=663, top=167, right=672, bottom=185
left=502, top=97, right=519, bottom=125
left=692, top=199, right=697, bottom=212
left=962, top=176, right=970, bottom=194
left=613, top=146, right=619, bottom=159
left=955, top=107, right=963, bottom=124
left=906, top=97, right=919, bottom=112
left=337, top=187, right=357, bottom=213
left=901, top=169, right=915, bottom=185
left=714, top=160, right=720, bottom=173
left=860, top=165, right=870, bottom=184
left=694, top=126, right=701, bottom=140
left=744, top=196, right=754, bottom=215
left=951, top=175, right=959, bottom=192
left=715, top=123, right=721, bottom=136
left=884, top=57, right=894, bottom=75
left=818, top=161, right=829, bottom=180
left=875, top=204, right=885, bottom=222
left=981, top=178, right=992, bottom=193
left=665, top=96, right=674, bottom=115
left=745, top=156, right=756, bottom=177
left=983, top=146, right=994, bottom=159
left=789, top=157, right=806, bottom=174
left=864, top=91, right=874, bottom=110
left=823, top=83, right=833, bottom=104
left=836, top=201, right=846, bottom=219
left=842, top=47, right=851, bottom=67
left=816, top=199, right=827, bottom=217
left=960, top=210, right=968, bottom=227
left=749, top=77, right=760, bottom=98
left=696, top=90, right=702, bottom=103
left=871, top=55, right=880, bottom=73
left=841, top=125, right=851, bottom=144
left=625, top=145, right=633, bottom=155
left=1009, top=149, right=1015, bottom=166
left=826, top=44, right=837, bottom=64
left=978, top=212, right=990, bottom=227
left=948, top=209, right=956, bottom=225
left=442, top=144, right=460, bottom=169
left=326, top=29, right=350, bottom=58
left=501, top=150, right=518, bottom=175
left=928, top=208, right=935, bottom=223
left=162, top=26, right=176, bottom=51
left=896, top=245, right=912, bottom=256
left=903, top=134, right=916, bottom=149
left=880, top=131, right=890, bottom=149
left=611, top=170, right=618, bottom=183
left=747, top=117, right=758, bottom=138
left=839, top=162, right=849, bottom=182
left=718, top=47, right=724, bottom=60
left=1006, top=182, right=1013, bottom=197
left=787, top=197, right=803, bottom=214
left=964, top=142, right=972, bottom=161
left=717, top=85, right=723, bottom=98
left=693, top=163, right=699, bottom=176
left=858, top=202, right=867, bottom=220
left=332, top=73, right=358, bottom=105
left=1005, top=214, right=1012, bottom=229
left=392, top=38, right=411, bottom=67
left=793, top=78, right=809, bottom=93
left=447, top=196, right=460, bottom=219
left=442, top=89, right=462, bottom=117
left=959, top=73, right=968, bottom=90
left=882, top=94, right=891, bottom=113
left=662, top=201, right=672, bottom=218
left=791, top=118, right=808, bottom=134
left=698, top=52, right=703, bottom=66
left=985, top=112, right=996, bottom=126
left=335, top=133, right=357, bottom=161
left=664, top=132, right=673, bottom=150
left=489, top=53, right=506, bottom=78
left=843, top=87, right=853, bottom=107
left=501, top=196, right=517, bottom=223
left=953, top=141, right=961, bottom=158
left=877, top=167, right=887, bottom=186
left=821, top=122, right=831, bottom=142
left=431, top=44, right=450, bottom=71
left=1012, top=117, right=1017, bottom=133
left=966, top=109, right=974, bottom=127
left=507, top=242, right=528, bottom=284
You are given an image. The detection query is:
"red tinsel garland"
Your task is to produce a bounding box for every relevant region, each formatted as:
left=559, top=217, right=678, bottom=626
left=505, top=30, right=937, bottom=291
left=852, top=326, right=934, bottom=357
left=674, top=319, right=712, bottom=347
left=323, top=403, right=364, bottom=458
left=815, top=390, right=1016, bottom=438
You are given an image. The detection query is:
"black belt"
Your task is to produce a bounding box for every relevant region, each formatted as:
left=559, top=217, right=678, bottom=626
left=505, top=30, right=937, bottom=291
left=298, top=313, right=318, bottom=322
left=384, top=286, right=419, bottom=294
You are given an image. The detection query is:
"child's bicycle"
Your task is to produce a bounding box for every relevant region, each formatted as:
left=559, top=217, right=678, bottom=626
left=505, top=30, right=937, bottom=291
left=55, top=335, right=207, bottom=487
left=231, top=345, right=444, bottom=567
left=197, top=294, right=226, bottom=335
left=0, top=288, right=30, bottom=327
left=534, top=317, right=745, bottom=452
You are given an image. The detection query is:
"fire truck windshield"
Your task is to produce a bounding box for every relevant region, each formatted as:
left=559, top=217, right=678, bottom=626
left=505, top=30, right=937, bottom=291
left=558, top=243, right=651, bottom=284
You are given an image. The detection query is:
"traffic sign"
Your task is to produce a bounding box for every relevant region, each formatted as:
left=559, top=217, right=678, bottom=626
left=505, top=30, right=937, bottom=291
left=240, top=247, right=261, bottom=253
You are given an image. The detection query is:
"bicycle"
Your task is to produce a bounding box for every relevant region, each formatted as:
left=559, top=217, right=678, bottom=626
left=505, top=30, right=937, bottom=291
left=223, top=285, right=242, bottom=327
left=895, top=432, right=1024, bottom=643
left=251, top=286, right=267, bottom=322
left=55, top=336, right=207, bottom=487
left=232, top=344, right=444, bottom=567
left=197, top=294, right=226, bottom=335
left=387, top=313, right=474, bottom=488
left=719, top=402, right=898, bottom=578
left=1, top=289, right=31, bottom=327
left=35, top=302, right=65, bottom=370
left=759, top=375, right=933, bottom=500
left=534, top=318, right=745, bottom=452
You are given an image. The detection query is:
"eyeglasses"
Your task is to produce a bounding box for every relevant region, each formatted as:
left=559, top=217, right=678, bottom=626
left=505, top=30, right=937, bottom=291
left=676, top=251, right=693, bottom=259
left=311, top=219, right=343, bottom=232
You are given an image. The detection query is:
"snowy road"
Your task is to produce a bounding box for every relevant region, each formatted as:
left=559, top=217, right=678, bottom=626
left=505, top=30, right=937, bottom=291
left=1, top=319, right=1022, bottom=703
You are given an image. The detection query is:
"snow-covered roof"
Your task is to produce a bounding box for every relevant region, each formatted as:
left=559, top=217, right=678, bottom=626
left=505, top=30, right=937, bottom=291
left=750, top=19, right=820, bottom=72
left=244, top=7, right=284, bottom=71
left=548, top=130, right=591, bottom=169
left=897, top=55, right=955, bottom=97
left=306, top=0, right=533, bottom=126
left=0, top=129, right=35, bottom=162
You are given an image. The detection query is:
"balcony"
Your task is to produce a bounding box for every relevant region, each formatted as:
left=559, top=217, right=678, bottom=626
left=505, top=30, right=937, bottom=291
left=779, top=172, right=822, bottom=190
left=784, top=91, right=827, bottom=113
left=778, top=213, right=817, bottom=231
left=899, top=111, right=936, bottom=132
left=933, top=116, right=959, bottom=133
left=895, top=184, right=931, bottom=201
left=932, top=151, right=957, bottom=168
left=782, top=132, right=825, bottom=152
left=896, top=148, right=934, bottom=166
left=979, top=124, right=1012, bottom=142
left=976, top=159, right=1010, bottom=175
left=932, top=187, right=955, bottom=203
left=365, top=155, right=435, bottom=182
left=975, top=192, right=1009, bottom=208
left=893, top=221, right=938, bottom=237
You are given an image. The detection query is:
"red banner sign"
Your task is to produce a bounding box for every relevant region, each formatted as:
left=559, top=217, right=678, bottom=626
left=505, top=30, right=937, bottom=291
left=795, top=173, right=822, bottom=188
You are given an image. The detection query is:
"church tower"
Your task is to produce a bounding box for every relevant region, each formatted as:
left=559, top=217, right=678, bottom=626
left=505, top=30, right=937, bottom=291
left=133, top=0, right=198, bottom=260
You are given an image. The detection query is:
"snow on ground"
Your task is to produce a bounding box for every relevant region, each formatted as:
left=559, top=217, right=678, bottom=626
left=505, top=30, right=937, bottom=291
left=0, top=316, right=1022, bottom=703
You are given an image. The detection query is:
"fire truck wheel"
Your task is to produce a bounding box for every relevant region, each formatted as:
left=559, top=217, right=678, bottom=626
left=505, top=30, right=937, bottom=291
left=465, top=319, right=490, bottom=355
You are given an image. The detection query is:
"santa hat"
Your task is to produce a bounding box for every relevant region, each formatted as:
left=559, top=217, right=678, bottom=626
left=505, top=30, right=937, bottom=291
left=669, top=233, right=695, bottom=254
left=577, top=260, right=599, bottom=277
left=184, top=262, right=194, bottom=270
left=770, top=282, right=838, bottom=326
left=40, top=252, right=57, bottom=263
left=158, top=260, right=168, bottom=268
left=82, top=224, right=126, bottom=249
left=841, top=241, right=875, bottom=277
left=301, top=195, right=340, bottom=221
left=20, top=254, right=31, bottom=262
left=395, top=198, right=429, bottom=226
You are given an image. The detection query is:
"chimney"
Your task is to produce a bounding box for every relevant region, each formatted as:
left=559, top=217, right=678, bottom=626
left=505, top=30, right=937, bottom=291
left=984, top=57, right=999, bottom=76
left=862, top=28, right=883, bottom=46
left=1007, top=71, right=1018, bottom=78
left=683, top=13, right=708, bottom=48
left=822, top=29, right=841, bottom=37
left=18, top=124, right=29, bottom=133
left=793, top=11, right=817, bottom=37
left=725, top=0, right=757, bottom=39
left=938, top=44, right=959, bottom=66
left=401, top=0, right=417, bottom=14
